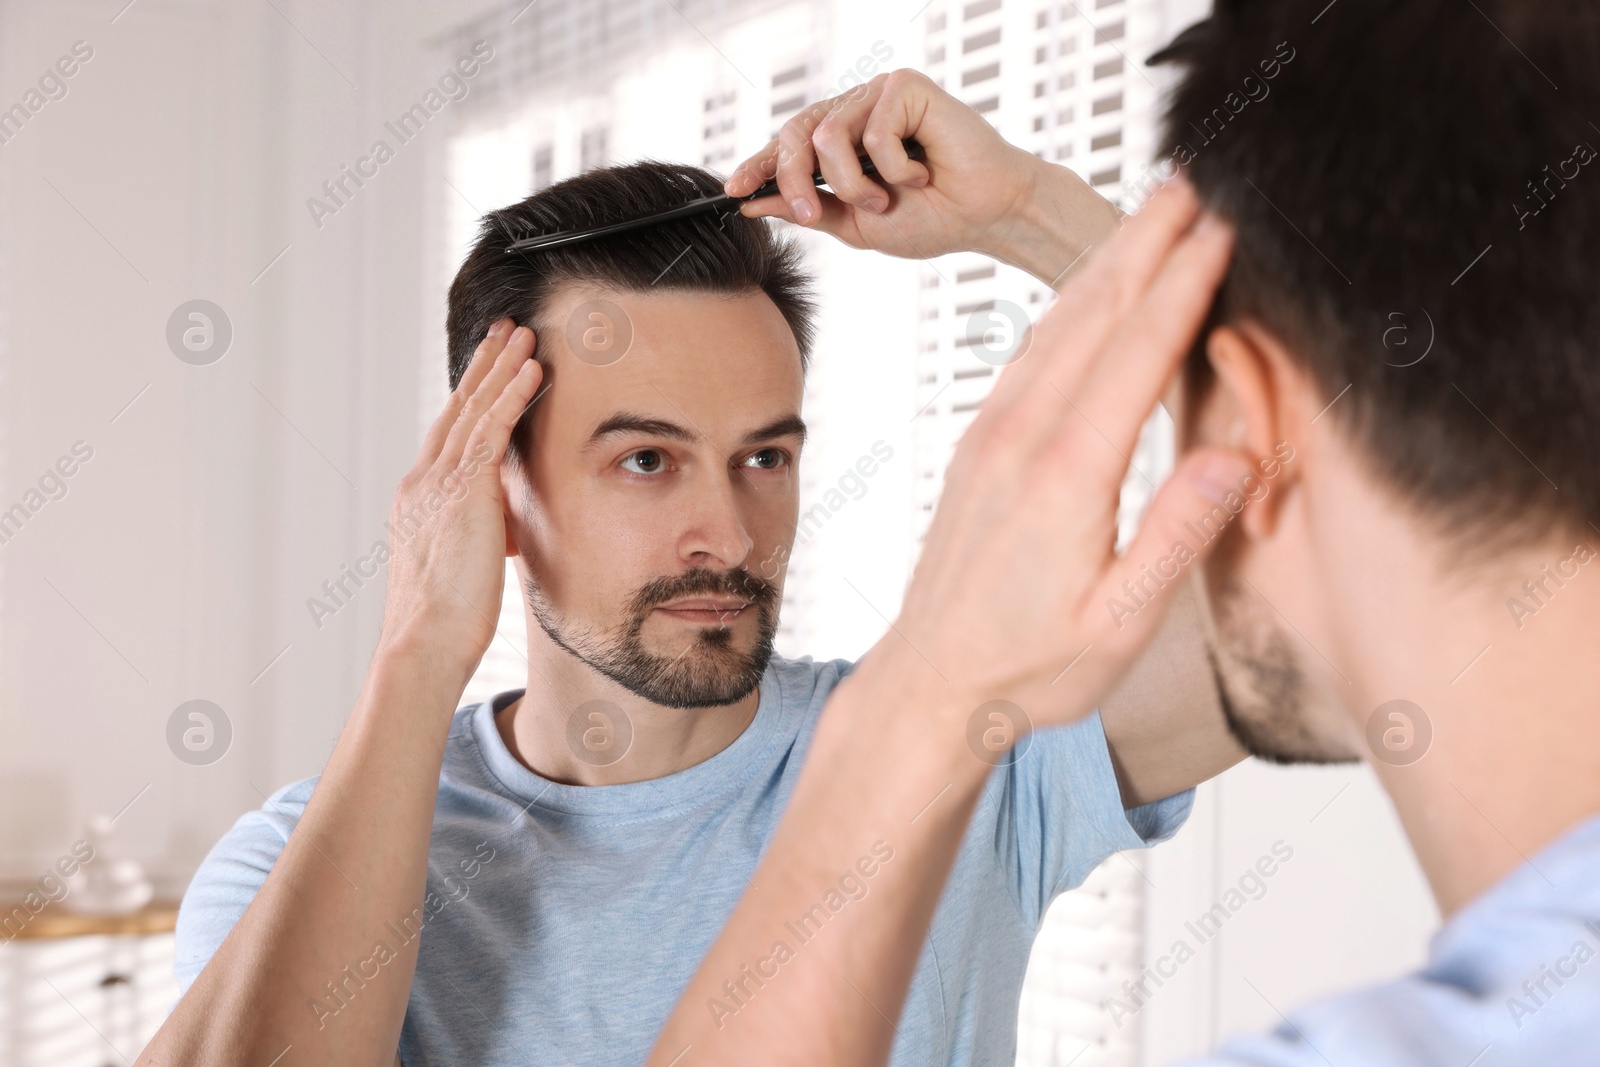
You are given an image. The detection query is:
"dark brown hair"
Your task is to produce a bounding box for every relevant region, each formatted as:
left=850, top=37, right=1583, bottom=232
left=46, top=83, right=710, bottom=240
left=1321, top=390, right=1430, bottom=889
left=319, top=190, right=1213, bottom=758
left=1153, top=0, right=1600, bottom=546
left=445, top=160, right=816, bottom=461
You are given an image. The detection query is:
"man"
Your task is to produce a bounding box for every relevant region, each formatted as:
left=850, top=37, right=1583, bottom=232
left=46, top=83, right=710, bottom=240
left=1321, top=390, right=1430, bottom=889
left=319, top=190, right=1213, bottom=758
left=650, top=2, right=1600, bottom=1065
left=140, top=86, right=1246, bottom=1066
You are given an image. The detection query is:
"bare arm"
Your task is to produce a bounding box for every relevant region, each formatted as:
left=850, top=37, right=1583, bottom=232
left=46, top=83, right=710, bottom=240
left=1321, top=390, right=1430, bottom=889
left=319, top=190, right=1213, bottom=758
left=648, top=180, right=1244, bottom=1066
left=727, top=70, right=1244, bottom=810
left=1101, top=573, right=1246, bottom=807
left=137, top=323, right=541, bottom=1067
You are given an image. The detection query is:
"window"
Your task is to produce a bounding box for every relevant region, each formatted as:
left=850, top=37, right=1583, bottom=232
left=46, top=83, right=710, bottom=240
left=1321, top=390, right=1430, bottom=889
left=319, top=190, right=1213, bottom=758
left=772, top=64, right=807, bottom=87
left=1034, top=73, right=1074, bottom=96
left=1092, top=92, right=1122, bottom=116
left=962, top=62, right=1000, bottom=87
left=1036, top=38, right=1077, bottom=62
left=964, top=28, right=1001, bottom=52
left=1094, top=57, right=1123, bottom=80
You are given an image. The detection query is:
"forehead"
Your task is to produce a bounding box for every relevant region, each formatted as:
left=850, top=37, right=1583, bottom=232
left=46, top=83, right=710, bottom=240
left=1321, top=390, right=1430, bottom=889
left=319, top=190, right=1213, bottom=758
left=535, top=283, right=804, bottom=444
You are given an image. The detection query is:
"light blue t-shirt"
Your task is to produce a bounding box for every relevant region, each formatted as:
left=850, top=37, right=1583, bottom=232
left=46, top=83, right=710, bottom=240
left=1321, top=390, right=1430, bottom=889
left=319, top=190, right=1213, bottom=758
left=174, top=654, right=1191, bottom=1066
left=1184, top=809, right=1600, bottom=1067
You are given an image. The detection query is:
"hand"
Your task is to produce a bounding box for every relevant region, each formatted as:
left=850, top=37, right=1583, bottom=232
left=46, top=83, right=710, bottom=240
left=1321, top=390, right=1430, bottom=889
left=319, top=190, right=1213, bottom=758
left=376, top=319, right=542, bottom=680
left=877, top=178, right=1251, bottom=735
left=724, top=68, right=1117, bottom=276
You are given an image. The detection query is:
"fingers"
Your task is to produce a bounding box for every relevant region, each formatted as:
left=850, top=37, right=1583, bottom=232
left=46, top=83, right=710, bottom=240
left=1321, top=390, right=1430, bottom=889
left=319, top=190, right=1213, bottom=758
left=464, top=358, right=544, bottom=477
left=738, top=188, right=863, bottom=245
left=978, top=178, right=1203, bottom=423
left=420, top=318, right=515, bottom=464
left=811, top=83, right=891, bottom=214
left=858, top=70, right=933, bottom=189
left=774, top=108, right=826, bottom=226
left=770, top=75, right=901, bottom=225
left=727, top=70, right=938, bottom=228
left=1094, top=447, right=1254, bottom=650
left=1059, top=176, right=1199, bottom=300
left=1033, top=178, right=1203, bottom=384
left=860, top=113, right=929, bottom=190
left=1069, top=212, right=1233, bottom=460
left=724, top=139, right=779, bottom=198
left=437, top=325, right=537, bottom=472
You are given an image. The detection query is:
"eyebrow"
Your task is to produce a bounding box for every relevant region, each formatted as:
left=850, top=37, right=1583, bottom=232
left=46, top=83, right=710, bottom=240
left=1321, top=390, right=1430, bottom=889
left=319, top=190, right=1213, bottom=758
left=584, top=411, right=807, bottom=451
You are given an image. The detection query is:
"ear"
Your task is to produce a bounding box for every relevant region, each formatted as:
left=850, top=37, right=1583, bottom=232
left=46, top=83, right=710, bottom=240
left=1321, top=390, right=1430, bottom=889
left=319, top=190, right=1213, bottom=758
left=1201, top=321, right=1302, bottom=538
left=500, top=458, right=521, bottom=559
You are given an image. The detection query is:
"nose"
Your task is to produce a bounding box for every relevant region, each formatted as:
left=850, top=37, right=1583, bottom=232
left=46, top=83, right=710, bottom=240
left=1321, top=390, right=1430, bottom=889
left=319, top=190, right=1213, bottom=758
left=677, top=464, right=755, bottom=571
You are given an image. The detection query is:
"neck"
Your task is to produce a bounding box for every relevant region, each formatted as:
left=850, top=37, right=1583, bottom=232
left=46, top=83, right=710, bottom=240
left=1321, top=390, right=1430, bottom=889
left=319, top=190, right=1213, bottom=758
left=495, top=623, right=761, bottom=787
left=1328, top=523, right=1600, bottom=917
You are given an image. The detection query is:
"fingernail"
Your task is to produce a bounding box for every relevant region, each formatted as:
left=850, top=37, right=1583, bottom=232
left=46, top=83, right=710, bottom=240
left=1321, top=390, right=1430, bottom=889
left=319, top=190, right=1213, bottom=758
left=791, top=198, right=815, bottom=225
left=863, top=196, right=887, bottom=214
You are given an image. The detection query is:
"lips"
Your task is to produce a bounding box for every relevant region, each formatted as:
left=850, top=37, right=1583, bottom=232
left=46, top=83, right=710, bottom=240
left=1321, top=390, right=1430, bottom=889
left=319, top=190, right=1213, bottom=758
left=659, top=597, right=748, bottom=611
left=653, top=597, right=750, bottom=623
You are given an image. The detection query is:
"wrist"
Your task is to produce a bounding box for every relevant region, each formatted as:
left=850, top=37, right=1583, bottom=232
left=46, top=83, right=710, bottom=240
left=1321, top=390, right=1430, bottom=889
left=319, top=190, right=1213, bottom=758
left=982, top=151, right=1123, bottom=285
left=372, top=623, right=478, bottom=709
left=831, top=641, right=1006, bottom=789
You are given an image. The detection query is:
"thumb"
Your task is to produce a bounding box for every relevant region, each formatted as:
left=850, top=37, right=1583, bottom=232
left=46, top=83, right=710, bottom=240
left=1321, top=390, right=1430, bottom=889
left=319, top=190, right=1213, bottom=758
left=1098, top=448, right=1256, bottom=645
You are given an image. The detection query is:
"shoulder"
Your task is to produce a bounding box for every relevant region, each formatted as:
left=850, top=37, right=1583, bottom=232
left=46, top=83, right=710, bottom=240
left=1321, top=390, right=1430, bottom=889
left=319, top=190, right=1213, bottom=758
left=188, top=776, right=319, bottom=869
left=766, top=652, right=859, bottom=716
left=172, top=775, right=319, bottom=991
left=174, top=701, right=492, bottom=989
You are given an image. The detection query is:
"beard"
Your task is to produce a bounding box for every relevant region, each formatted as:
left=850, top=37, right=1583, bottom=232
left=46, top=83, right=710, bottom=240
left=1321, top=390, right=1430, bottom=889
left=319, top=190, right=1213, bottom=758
left=526, top=565, right=780, bottom=709
left=1207, top=573, right=1360, bottom=767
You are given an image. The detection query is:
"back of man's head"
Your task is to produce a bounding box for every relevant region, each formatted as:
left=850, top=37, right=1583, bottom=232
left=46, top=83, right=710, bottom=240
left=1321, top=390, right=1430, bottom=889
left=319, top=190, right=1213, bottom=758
left=446, top=161, right=815, bottom=460
left=1154, top=0, right=1600, bottom=548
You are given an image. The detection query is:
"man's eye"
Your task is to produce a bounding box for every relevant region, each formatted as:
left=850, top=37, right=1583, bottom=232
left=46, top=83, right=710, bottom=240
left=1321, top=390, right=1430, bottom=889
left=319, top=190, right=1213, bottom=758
left=744, top=448, right=787, bottom=471
left=620, top=450, right=665, bottom=474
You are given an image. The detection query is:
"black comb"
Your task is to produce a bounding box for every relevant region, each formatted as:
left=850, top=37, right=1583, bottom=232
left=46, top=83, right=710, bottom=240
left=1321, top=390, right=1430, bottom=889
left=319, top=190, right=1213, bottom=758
left=505, top=138, right=926, bottom=253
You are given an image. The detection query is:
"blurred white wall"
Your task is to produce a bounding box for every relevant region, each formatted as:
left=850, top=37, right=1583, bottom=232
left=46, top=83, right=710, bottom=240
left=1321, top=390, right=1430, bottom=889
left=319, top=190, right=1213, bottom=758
left=0, top=0, right=504, bottom=890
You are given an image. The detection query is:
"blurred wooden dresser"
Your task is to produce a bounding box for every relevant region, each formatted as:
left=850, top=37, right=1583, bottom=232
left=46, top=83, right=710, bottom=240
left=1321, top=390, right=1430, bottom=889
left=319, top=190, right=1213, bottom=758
left=0, top=897, right=180, bottom=1067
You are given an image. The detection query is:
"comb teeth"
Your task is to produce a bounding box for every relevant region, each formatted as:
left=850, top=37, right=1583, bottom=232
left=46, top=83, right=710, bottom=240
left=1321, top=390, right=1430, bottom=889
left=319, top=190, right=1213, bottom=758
left=503, top=138, right=924, bottom=254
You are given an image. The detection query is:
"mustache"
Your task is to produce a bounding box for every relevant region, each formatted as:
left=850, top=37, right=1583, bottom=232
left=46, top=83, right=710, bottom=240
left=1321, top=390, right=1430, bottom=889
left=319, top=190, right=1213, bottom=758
left=628, top=566, right=779, bottom=617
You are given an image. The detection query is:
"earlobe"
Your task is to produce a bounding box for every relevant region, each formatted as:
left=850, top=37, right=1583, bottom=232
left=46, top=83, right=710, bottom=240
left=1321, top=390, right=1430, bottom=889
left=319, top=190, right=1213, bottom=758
left=1204, top=324, right=1298, bottom=539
